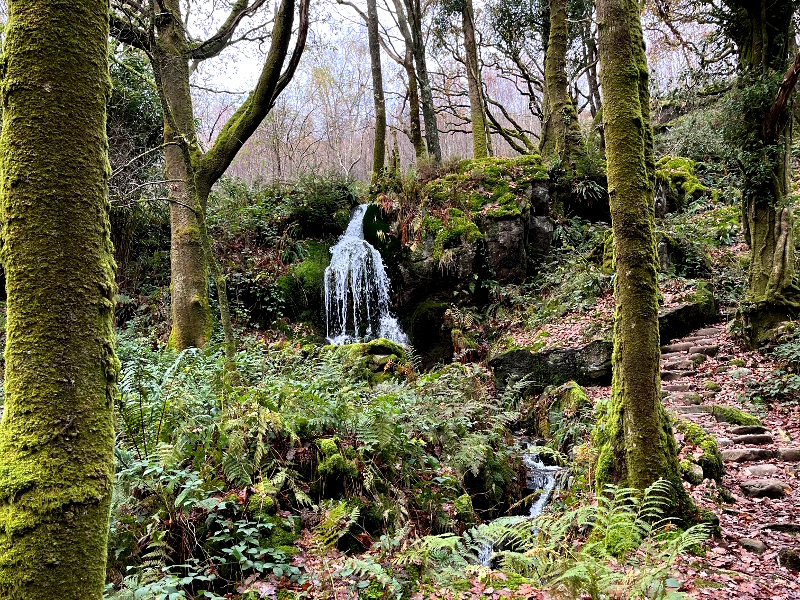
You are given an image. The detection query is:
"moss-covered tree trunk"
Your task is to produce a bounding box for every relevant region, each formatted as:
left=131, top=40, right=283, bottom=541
left=462, top=0, right=488, bottom=159
left=406, top=59, right=427, bottom=161
left=0, top=0, right=118, bottom=597
left=539, top=0, right=585, bottom=165
left=153, top=0, right=212, bottom=350
left=595, top=0, right=691, bottom=512
left=725, top=0, right=800, bottom=346
left=405, top=0, right=442, bottom=162
left=367, top=0, right=387, bottom=178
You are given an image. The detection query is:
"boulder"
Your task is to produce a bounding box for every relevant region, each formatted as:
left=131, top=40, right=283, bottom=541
left=738, top=538, right=767, bottom=554
left=490, top=339, right=612, bottom=394
left=528, top=215, right=553, bottom=257
left=728, top=426, right=768, bottom=435
left=731, top=434, right=774, bottom=445
left=482, top=216, right=526, bottom=282
left=739, top=478, right=790, bottom=499
left=744, top=464, right=780, bottom=477
left=778, top=447, right=800, bottom=462
left=658, top=282, right=717, bottom=342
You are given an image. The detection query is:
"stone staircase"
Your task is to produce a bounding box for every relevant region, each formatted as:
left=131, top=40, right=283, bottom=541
left=659, top=324, right=800, bottom=558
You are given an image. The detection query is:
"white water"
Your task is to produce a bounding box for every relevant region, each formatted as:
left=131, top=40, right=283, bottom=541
left=324, top=204, right=408, bottom=345
left=478, top=447, right=561, bottom=567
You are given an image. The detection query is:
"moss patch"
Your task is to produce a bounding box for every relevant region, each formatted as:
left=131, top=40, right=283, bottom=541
left=673, top=418, right=723, bottom=481
left=656, top=156, right=710, bottom=209
left=712, top=406, right=762, bottom=426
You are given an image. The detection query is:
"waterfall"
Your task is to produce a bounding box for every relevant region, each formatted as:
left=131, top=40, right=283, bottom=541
left=324, top=204, right=408, bottom=345
left=478, top=446, right=561, bottom=567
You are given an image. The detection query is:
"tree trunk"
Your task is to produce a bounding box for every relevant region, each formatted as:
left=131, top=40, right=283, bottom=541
left=367, top=0, right=387, bottom=179
left=405, top=55, right=427, bottom=161
left=539, top=0, right=585, bottom=165
left=153, top=0, right=212, bottom=351
left=594, top=0, right=692, bottom=512
left=0, top=0, right=118, bottom=597
left=405, top=0, right=442, bottom=162
left=462, top=0, right=488, bottom=159
left=730, top=0, right=800, bottom=346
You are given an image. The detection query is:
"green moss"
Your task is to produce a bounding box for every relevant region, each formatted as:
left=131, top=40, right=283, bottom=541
left=453, top=493, right=475, bottom=525
left=428, top=209, right=483, bottom=264
left=655, top=156, right=709, bottom=208
left=729, top=358, right=745, bottom=367
left=703, top=381, right=722, bottom=392
left=602, top=232, right=614, bottom=274
left=275, top=241, right=331, bottom=320
left=324, top=338, right=409, bottom=385
left=316, top=437, right=358, bottom=478
left=711, top=406, right=762, bottom=426
left=673, top=419, right=723, bottom=481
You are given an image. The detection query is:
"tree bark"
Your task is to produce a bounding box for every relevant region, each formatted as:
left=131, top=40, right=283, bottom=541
left=539, top=0, right=585, bottom=165
left=153, top=0, right=212, bottom=350
left=367, top=0, right=387, bottom=178
left=594, top=0, right=692, bottom=512
left=404, top=48, right=427, bottom=160
left=727, top=0, right=800, bottom=346
left=404, top=0, right=442, bottom=162
left=0, top=0, right=118, bottom=597
left=462, top=0, right=488, bottom=158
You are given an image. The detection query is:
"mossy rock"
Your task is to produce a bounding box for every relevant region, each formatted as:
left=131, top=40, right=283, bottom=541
left=322, top=338, right=409, bottom=384
left=674, top=418, right=723, bottom=481
left=658, top=282, right=717, bottom=342
left=523, top=381, right=592, bottom=444
left=655, top=156, right=710, bottom=211
left=363, top=203, right=401, bottom=258
left=275, top=240, right=331, bottom=323
left=711, top=405, right=762, bottom=426
left=703, top=381, right=722, bottom=392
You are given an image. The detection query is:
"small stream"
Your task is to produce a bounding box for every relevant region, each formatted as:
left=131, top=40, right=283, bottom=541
left=478, top=444, right=562, bottom=566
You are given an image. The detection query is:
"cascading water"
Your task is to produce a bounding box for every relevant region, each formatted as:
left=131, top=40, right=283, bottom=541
left=324, top=204, right=408, bottom=345
left=478, top=445, right=562, bottom=567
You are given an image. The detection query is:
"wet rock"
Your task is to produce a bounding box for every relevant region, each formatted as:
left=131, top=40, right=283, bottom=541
left=731, top=434, right=774, bottom=445
left=722, top=448, right=776, bottom=462
left=483, top=216, right=526, bottom=282
left=728, top=425, right=768, bottom=435
left=739, top=479, right=790, bottom=498
left=489, top=339, right=613, bottom=394
left=744, top=464, right=780, bottom=477
left=738, top=538, right=767, bottom=554
left=528, top=215, right=553, bottom=257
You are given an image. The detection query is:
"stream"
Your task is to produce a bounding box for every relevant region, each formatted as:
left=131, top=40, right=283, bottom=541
left=478, top=444, right=562, bottom=567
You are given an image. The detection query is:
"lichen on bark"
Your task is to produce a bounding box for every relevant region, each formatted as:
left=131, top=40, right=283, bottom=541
left=0, top=0, right=118, bottom=597
left=594, top=0, right=694, bottom=517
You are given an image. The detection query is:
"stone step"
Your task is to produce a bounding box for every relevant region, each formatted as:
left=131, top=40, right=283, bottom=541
left=731, top=434, right=774, bottom=445
left=689, top=345, right=718, bottom=357
left=660, top=352, right=685, bottom=362
left=744, top=464, right=781, bottom=477
left=668, top=391, right=702, bottom=405
left=778, top=447, right=800, bottom=462
left=675, top=405, right=713, bottom=414
left=695, top=327, right=724, bottom=336
left=661, top=342, right=695, bottom=353
left=663, top=382, right=691, bottom=392
left=729, top=425, right=768, bottom=435
left=740, top=478, right=790, bottom=499
left=663, top=359, right=694, bottom=371
left=662, top=370, right=696, bottom=381
left=716, top=437, right=733, bottom=447
left=722, top=448, right=775, bottom=462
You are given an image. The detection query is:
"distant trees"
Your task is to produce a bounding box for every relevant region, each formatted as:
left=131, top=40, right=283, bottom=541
left=593, top=0, right=691, bottom=511
left=0, top=0, right=118, bottom=597
left=110, top=0, right=310, bottom=352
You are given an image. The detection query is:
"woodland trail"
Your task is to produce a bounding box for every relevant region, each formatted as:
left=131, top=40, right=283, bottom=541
left=658, top=324, right=800, bottom=598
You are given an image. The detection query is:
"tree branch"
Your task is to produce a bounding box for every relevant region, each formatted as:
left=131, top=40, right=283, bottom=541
left=766, top=51, right=800, bottom=142
left=188, top=0, right=271, bottom=60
